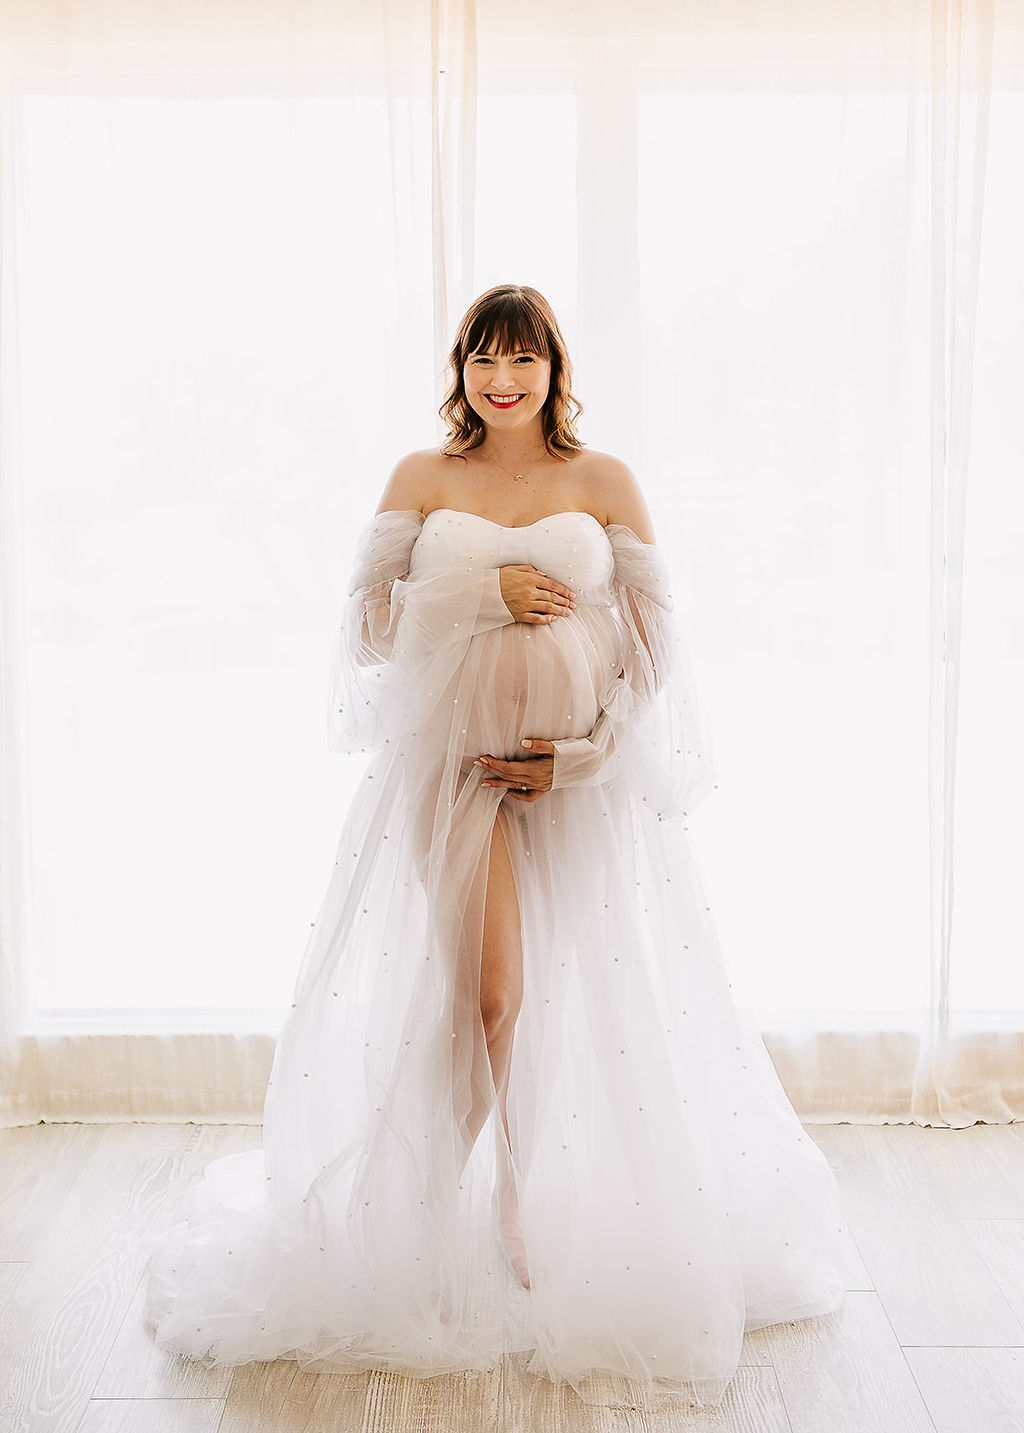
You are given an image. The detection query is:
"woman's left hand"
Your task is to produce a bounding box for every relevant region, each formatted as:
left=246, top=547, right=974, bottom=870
left=474, top=739, right=555, bottom=803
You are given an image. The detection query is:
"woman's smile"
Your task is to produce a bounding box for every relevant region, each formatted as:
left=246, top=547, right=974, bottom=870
left=463, top=347, right=552, bottom=429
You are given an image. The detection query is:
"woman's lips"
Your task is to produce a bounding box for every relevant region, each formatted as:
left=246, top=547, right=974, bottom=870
left=484, top=393, right=525, bottom=408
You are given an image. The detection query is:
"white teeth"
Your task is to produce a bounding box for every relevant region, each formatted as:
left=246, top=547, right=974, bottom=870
left=487, top=394, right=524, bottom=405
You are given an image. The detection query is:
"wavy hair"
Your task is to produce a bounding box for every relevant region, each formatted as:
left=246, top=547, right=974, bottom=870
left=439, top=285, right=584, bottom=459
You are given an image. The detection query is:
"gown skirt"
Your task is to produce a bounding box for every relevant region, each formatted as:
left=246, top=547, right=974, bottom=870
left=141, top=506, right=847, bottom=1411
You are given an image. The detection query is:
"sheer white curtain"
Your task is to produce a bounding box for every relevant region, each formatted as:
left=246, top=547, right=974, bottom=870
left=1, top=0, right=1020, bottom=1126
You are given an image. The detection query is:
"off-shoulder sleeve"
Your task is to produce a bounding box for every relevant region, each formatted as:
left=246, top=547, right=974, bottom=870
left=548, top=523, right=716, bottom=820
left=326, top=507, right=516, bottom=754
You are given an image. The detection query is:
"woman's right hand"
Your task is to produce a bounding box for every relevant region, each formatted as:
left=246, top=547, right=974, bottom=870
left=498, top=565, right=576, bottom=624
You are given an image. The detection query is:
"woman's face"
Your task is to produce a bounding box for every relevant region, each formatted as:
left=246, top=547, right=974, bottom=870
left=463, top=347, right=552, bottom=436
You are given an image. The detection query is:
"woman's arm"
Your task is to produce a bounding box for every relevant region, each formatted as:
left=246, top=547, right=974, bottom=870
left=352, top=451, right=432, bottom=664
left=597, top=456, right=659, bottom=669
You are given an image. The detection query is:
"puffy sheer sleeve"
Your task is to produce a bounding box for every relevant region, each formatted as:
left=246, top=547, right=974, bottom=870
left=326, top=507, right=516, bottom=753
left=548, top=523, right=716, bottom=820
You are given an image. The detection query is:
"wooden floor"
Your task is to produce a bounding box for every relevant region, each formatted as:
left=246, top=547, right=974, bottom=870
left=0, top=1121, right=1022, bottom=1432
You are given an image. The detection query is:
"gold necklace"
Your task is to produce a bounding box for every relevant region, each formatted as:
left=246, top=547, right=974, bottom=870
left=483, top=449, right=547, bottom=483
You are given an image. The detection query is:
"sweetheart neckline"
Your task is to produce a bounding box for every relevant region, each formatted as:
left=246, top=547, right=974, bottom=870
left=423, top=507, right=606, bottom=533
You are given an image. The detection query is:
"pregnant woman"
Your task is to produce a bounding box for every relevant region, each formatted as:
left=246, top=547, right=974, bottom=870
left=143, top=284, right=846, bottom=1412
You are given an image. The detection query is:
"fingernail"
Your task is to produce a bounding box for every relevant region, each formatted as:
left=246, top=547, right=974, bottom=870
left=521, top=740, right=532, bottom=748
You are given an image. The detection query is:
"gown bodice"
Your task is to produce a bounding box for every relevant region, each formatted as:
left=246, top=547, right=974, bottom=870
left=409, top=508, right=615, bottom=601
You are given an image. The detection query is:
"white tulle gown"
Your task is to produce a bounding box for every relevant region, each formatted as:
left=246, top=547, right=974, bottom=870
left=142, top=505, right=846, bottom=1411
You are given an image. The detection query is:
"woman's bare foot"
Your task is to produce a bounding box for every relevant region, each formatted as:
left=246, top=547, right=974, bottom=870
left=499, top=1211, right=531, bottom=1290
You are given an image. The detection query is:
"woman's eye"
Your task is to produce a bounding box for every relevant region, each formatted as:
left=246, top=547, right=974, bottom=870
left=471, top=353, right=535, bottom=365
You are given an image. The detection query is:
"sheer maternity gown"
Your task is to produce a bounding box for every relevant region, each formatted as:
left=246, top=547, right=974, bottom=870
left=142, top=505, right=847, bottom=1411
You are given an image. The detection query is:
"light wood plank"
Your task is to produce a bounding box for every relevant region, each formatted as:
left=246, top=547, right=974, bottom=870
left=764, top=1290, right=934, bottom=1433
left=218, top=1359, right=308, bottom=1432
left=501, top=1350, right=791, bottom=1431
left=809, top=1125, right=1024, bottom=1347
left=738, top=1327, right=775, bottom=1367
left=902, top=1347, right=1024, bottom=1433
left=221, top=1363, right=367, bottom=1433
left=363, top=1365, right=503, bottom=1433
left=921, top=1125, right=1024, bottom=1220
left=0, top=1262, right=29, bottom=1301
left=961, top=1218, right=1024, bottom=1328
left=830, top=1228, right=874, bottom=1293
left=0, top=1124, right=250, bottom=1433
left=0, top=1125, right=107, bottom=1261
left=801, top=1127, right=875, bottom=1291
left=906, top=1124, right=1024, bottom=1219
left=75, top=1399, right=225, bottom=1433
left=0, top=1260, right=30, bottom=1368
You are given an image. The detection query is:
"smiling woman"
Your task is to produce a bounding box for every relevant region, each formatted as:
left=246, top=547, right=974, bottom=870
left=0, top=5, right=1018, bottom=1427
left=142, top=283, right=848, bottom=1413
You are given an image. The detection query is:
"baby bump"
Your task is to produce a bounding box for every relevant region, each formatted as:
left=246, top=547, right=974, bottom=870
left=461, top=614, right=623, bottom=761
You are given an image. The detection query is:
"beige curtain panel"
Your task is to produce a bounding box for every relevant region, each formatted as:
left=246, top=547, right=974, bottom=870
left=0, top=0, right=1021, bottom=1128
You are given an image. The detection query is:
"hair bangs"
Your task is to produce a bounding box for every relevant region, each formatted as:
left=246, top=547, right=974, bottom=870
left=466, top=302, right=551, bottom=361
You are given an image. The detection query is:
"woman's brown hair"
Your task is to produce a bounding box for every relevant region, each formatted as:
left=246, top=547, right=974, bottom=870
left=439, top=285, right=584, bottom=459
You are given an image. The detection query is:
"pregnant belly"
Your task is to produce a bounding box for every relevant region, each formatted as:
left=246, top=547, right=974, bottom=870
left=460, top=615, right=623, bottom=762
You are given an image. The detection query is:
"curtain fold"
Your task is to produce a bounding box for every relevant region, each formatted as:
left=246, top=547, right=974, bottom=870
left=0, top=0, right=1021, bottom=1127
left=429, top=0, right=476, bottom=391
left=0, top=55, right=29, bottom=1095
left=911, top=0, right=996, bottom=1124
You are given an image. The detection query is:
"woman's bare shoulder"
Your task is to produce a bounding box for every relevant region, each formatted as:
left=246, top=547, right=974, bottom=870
left=375, top=447, right=452, bottom=515
left=576, top=450, right=656, bottom=542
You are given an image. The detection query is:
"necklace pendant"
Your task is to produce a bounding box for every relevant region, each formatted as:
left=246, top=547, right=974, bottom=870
left=514, top=473, right=523, bottom=481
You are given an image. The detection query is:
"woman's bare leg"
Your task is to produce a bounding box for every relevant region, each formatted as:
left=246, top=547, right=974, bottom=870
left=479, top=804, right=524, bottom=1135
left=479, top=804, right=530, bottom=1286
left=441, top=786, right=529, bottom=1283
left=450, top=796, right=529, bottom=1282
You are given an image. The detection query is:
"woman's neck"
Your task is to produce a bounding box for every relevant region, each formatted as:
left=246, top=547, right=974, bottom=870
left=477, top=424, right=549, bottom=468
